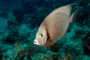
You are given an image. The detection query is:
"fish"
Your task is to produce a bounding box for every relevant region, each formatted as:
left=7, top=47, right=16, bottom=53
left=33, top=3, right=78, bottom=47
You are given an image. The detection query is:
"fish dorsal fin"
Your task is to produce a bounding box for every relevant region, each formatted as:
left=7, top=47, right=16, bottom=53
left=54, top=4, right=71, bottom=17
left=54, top=3, right=79, bottom=17
left=69, top=10, right=78, bottom=22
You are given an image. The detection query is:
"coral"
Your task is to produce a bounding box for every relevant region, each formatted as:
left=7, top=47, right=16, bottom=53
left=17, top=24, right=31, bottom=37
left=0, top=0, right=90, bottom=60
left=84, top=32, right=90, bottom=49
left=0, top=18, right=8, bottom=33
left=0, top=31, right=9, bottom=41
left=31, top=50, right=59, bottom=60
left=32, top=50, right=73, bottom=60
left=2, top=43, right=31, bottom=60
left=83, top=32, right=90, bottom=56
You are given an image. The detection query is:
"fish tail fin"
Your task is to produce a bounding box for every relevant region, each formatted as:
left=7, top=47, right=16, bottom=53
left=69, top=3, right=79, bottom=6
left=68, top=0, right=81, bottom=22
left=69, top=10, right=78, bottom=23
left=69, top=2, right=79, bottom=16
left=62, top=3, right=79, bottom=17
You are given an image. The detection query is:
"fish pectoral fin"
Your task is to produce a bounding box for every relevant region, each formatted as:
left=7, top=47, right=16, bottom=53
left=48, top=37, right=56, bottom=40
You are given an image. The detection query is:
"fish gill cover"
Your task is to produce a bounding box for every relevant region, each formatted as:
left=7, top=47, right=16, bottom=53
left=0, top=0, right=90, bottom=60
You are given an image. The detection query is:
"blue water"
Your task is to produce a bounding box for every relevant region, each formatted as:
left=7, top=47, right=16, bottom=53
left=0, top=0, right=90, bottom=60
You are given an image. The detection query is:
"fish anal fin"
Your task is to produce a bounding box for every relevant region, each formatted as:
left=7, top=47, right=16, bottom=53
left=48, top=45, right=57, bottom=48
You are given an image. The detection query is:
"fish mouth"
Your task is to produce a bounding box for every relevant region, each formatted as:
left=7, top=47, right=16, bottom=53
left=33, top=39, right=39, bottom=45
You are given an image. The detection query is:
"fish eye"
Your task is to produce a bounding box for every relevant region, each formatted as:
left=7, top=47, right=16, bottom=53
left=41, top=34, right=43, bottom=37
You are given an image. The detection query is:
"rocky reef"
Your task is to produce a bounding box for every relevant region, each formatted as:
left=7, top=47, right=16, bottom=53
left=0, top=0, right=90, bottom=60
